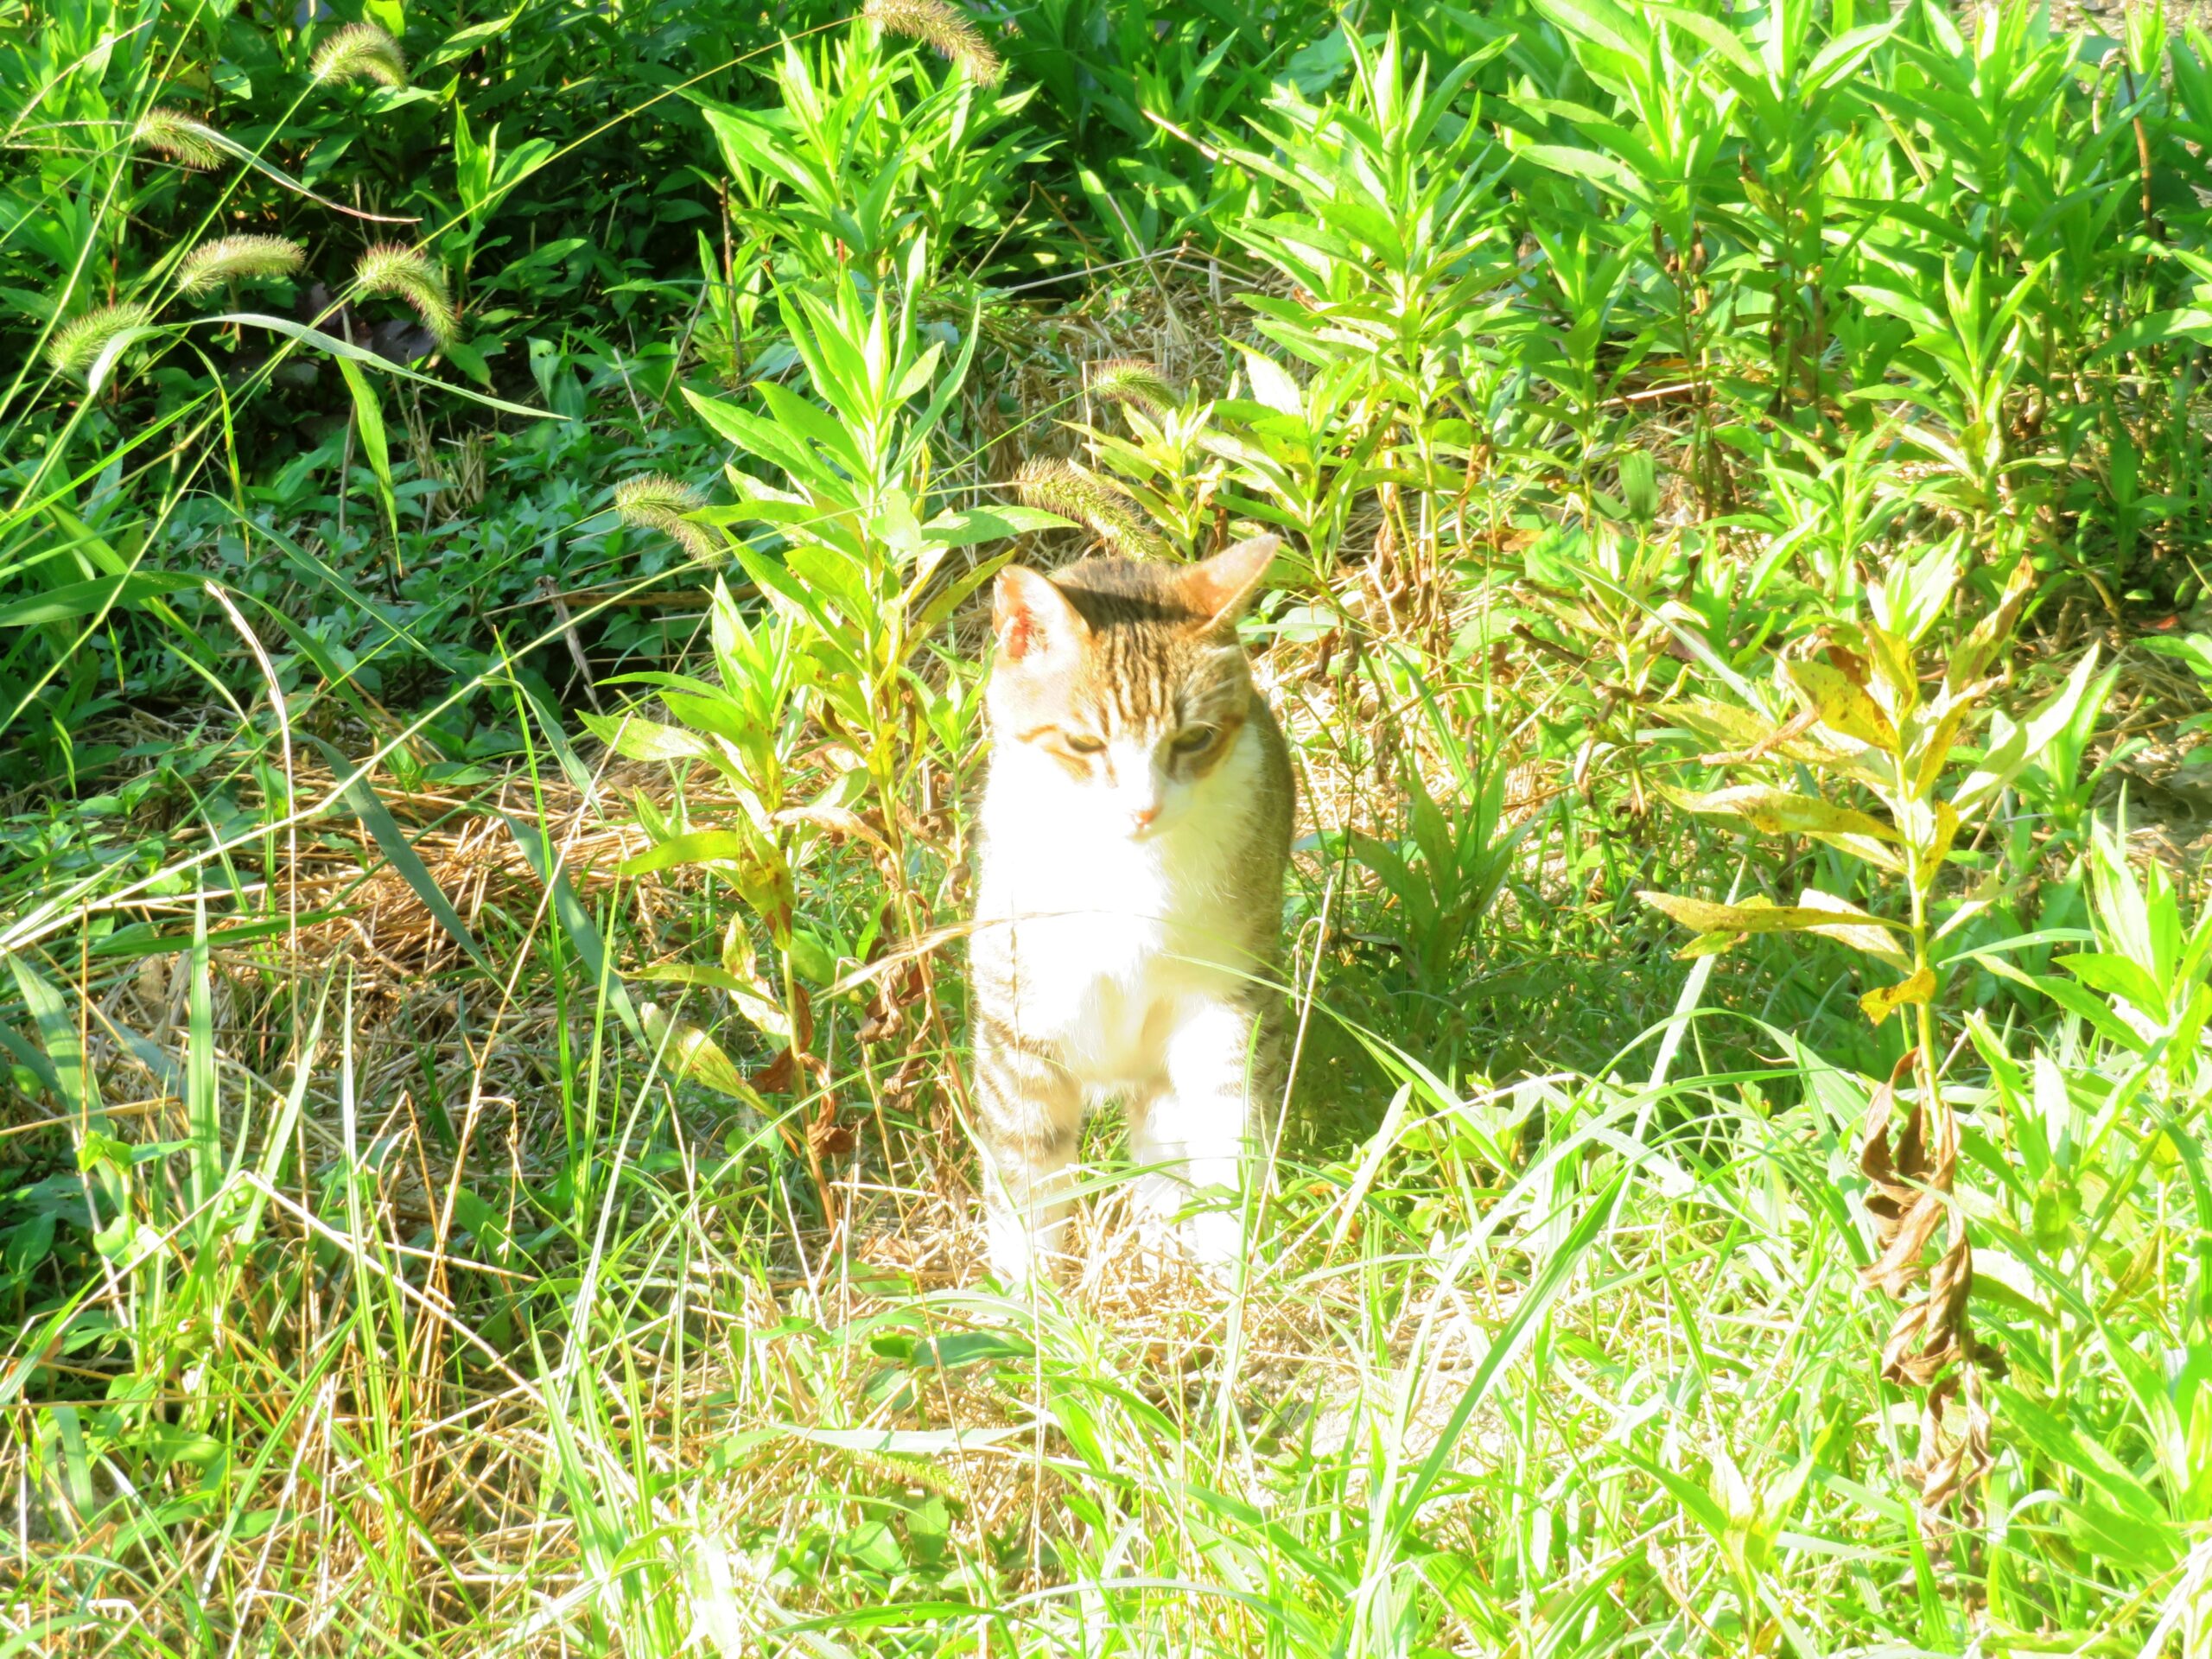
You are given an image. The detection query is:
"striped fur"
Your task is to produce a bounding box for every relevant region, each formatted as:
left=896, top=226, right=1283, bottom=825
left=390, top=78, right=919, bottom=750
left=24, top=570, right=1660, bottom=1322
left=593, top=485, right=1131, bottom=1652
left=969, top=537, right=1294, bottom=1281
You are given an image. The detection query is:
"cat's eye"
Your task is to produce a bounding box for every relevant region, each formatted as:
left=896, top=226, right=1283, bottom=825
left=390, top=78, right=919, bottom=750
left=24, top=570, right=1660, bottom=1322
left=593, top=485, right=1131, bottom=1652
left=1171, top=725, right=1217, bottom=754
left=1062, top=732, right=1106, bottom=754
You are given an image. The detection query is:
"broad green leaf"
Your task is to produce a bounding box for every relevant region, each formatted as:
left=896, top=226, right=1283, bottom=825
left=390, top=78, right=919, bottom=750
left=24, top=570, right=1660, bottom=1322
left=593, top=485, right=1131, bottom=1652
left=0, top=571, right=200, bottom=628
left=639, top=1003, right=761, bottom=1102
left=633, top=963, right=790, bottom=1040
left=1952, top=650, right=2102, bottom=815
left=2088, top=306, right=2212, bottom=361
left=1530, top=0, right=1651, bottom=59
left=921, top=505, right=1072, bottom=548
left=1519, top=143, right=1643, bottom=197
left=619, top=829, right=756, bottom=877
left=335, top=358, right=401, bottom=544
left=2057, top=952, right=2168, bottom=1022
left=578, top=710, right=712, bottom=764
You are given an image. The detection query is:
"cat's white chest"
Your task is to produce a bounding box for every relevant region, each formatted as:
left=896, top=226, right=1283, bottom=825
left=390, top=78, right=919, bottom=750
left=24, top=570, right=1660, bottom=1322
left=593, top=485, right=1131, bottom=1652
left=975, top=745, right=1261, bottom=1088
left=977, top=831, right=1187, bottom=1083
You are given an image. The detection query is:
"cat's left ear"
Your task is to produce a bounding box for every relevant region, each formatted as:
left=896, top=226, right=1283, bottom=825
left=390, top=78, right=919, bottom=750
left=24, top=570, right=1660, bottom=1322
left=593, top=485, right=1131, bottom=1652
left=1180, top=535, right=1281, bottom=633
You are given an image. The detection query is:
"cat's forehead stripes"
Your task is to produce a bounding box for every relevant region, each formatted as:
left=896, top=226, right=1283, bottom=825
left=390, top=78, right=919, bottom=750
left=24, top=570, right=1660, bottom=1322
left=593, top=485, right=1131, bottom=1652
left=984, top=544, right=1286, bottom=793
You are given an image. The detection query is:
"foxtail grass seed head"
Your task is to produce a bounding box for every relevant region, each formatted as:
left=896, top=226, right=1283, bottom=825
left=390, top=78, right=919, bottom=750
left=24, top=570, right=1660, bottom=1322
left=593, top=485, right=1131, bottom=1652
left=48, top=302, right=154, bottom=377
left=1089, top=358, right=1177, bottom=414
left=312, top=22, right=408, bottom=88
left=175, top=234, right=307, bottom=296
left=132, top=108, right=225, bottom=169
left=1014, top=457, right=1165, bottom=556
left=861, top=0, right=1005, bottom=86
left=614, top=474, right=717, bottom=561
left=353, top=244, right=455, bottom=343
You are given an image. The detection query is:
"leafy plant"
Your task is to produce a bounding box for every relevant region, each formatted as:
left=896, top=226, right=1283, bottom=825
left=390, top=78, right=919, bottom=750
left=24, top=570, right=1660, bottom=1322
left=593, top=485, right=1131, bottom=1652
left=1641, top=545, right=2111, bottom=1510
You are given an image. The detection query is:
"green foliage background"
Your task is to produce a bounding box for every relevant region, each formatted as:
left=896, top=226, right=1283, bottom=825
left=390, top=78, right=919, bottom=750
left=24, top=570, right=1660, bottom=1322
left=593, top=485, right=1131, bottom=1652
left=2, top=0, right=2209, bottom=1651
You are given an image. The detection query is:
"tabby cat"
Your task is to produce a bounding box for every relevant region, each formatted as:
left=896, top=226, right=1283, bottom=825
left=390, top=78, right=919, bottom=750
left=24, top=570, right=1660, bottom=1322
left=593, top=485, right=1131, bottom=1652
left=969, top=536, right=1294, bottom=1282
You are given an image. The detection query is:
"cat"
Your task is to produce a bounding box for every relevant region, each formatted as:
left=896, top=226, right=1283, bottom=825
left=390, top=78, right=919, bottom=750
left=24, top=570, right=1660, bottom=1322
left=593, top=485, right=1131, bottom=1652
left=968, top=535, right=1295, bottom=1284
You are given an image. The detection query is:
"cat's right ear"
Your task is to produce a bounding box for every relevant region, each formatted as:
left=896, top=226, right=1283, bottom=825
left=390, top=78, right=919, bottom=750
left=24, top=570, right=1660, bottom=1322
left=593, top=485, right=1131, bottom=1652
left=993, top=568, right=1085, bottom=664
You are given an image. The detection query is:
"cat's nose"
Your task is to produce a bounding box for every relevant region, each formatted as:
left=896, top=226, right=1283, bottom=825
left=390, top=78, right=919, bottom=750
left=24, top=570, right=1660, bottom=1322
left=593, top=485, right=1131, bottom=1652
left=1128, top=804, right=1160, bottom=833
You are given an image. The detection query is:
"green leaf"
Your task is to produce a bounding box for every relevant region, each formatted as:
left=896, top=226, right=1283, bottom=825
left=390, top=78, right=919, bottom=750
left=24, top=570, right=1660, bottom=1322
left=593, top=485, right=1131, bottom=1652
left=315, top=739, right=494, bottom=977
left=9, top=955, right=119, bottom=1211
left=1378, top=1172, right=1626, bottom=1551
left=633, top=963, right=790, bottom=1040
left=2089, top=307, right=2212, bottom=361
left=1519, top=143, right=1643, bottom=198
left=504, top=814, right=641, bottom=1041
left=2056, top=951, right=2168, bottom=1022
left=1953, top=649, right=2102, bottom=815
left=617, top=829, right=756, bottom=877
left=186, top=901, right=219, bottom=1210
left=577, top=710, right=713, bottom=765
left=334, top=358, right=401, bottom=544
left=0, top=572, right=200, bottom=628
left=921, top=505, right=1072, bottom=548
left=639, top=1003, right=760, bottom=1101
left=209, top=313, right=556, bottom=418
left=1529, top=0, right=1651, bottom=59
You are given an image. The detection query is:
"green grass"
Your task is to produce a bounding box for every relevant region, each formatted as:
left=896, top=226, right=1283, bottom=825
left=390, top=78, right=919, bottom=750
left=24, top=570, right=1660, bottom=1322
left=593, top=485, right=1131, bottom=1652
left=5, top=0, right=2212, bottom=1651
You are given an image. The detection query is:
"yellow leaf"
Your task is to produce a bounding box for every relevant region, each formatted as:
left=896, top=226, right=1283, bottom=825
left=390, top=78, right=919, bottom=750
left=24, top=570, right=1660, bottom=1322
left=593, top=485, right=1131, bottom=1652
left=1796, top=887, right=1914, bottom=969
left=1860, top=965, right=1936, bottom=1025
left=1661, top=785, right=1898, bottom=842
left=1657, top=785, right=1903, bottom=868
left=1783, top=658, right=1897, bottom=750
left=1656, top=699, right=1884, bottom=779
left=1923, top=800, right=1961, bottom=878
left=1863, top=621, right=1917, bottom=721
left=1638, top=890, right=1906, bottom=969
left=1675, top=929, right=1746, bottom=960
left=1945, top=556, right=2037, bottom=696
left=1909, top=698, right=1974, bottom=798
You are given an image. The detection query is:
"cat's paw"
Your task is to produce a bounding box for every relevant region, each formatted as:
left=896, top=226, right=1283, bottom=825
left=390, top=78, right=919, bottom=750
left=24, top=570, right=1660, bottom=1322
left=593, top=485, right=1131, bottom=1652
left=1129, top=1205, right=1245, bottom=1283
left=984, top=1211, right=1063, bottom=1290
left=1179, top=1208, right=1244, bottom=1272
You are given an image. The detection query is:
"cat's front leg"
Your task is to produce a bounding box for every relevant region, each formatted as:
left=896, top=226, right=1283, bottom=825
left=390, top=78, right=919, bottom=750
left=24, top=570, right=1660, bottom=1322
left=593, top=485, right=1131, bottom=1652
left=1131, top=997, right=1271, bottom=1270
left=972, top=1020, right=1084, bottom=1286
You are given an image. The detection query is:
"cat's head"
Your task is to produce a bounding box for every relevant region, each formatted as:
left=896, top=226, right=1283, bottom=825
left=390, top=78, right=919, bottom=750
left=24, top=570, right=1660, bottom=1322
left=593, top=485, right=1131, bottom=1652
left=986, top=536, right=1279, bottom=840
